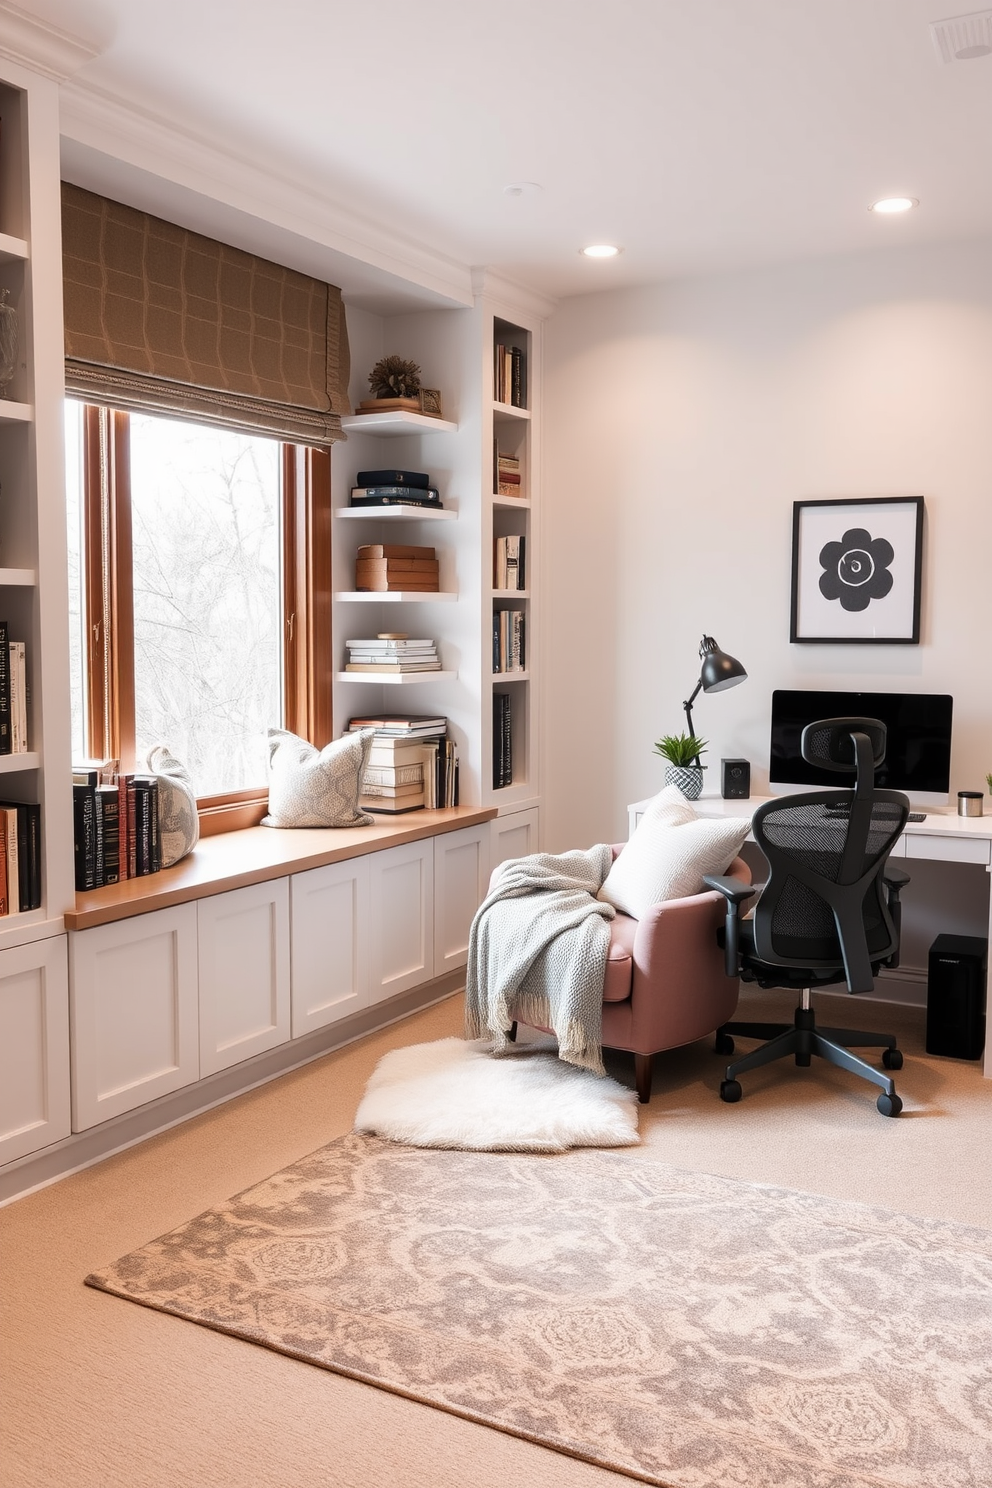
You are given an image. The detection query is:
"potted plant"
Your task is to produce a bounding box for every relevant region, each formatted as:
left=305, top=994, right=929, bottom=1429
left=654, top=732, right=708, bottom=800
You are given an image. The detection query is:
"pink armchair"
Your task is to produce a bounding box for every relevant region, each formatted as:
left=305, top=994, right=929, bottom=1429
left=513, top=845, right=750, bottom=1103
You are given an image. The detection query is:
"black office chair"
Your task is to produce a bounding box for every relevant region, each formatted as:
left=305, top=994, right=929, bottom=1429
left=704, top=717, right=911, bottom=1117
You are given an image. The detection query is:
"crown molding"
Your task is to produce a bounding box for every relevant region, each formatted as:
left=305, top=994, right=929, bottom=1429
left=471, top=266, right=557, bottom=322
left=0, top=1, right=98, bottom=81
left=59, top=77, right=475, bottom=309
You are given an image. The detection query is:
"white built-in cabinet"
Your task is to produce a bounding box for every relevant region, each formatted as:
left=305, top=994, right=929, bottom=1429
left=0, top=937, right=70, bottom=1164
left=68, top=903, right=198, bottom=1130
left=434, top=822, right=490, bottom=974
left=489, top=807, right=540, bottom=882
left=290, top=856, right=370, bottom=1037
left=197, top=880, right=291, bottom=1078
left=66, top=831, right=493, bottom=1133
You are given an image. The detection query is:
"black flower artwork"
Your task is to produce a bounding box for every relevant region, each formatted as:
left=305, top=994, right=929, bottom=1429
left=817, top=527, right=894, bottom=613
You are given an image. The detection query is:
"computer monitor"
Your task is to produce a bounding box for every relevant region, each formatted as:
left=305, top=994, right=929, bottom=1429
left=769, top=690, right=954, bottom=806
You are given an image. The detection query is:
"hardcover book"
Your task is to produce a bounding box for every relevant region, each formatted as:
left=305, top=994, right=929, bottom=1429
left=355, top=469, right=430, bottom=489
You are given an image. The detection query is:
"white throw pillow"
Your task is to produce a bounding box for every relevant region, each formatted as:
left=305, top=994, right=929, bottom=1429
left=262, top=727, right=376, bottom=828
left=144, top=744, right=199, bottom=867
left=598, top=784, right=749, bottom=919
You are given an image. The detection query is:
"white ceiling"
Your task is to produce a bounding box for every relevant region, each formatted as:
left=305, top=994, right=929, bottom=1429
left=11, top=0, right=992, bottom=307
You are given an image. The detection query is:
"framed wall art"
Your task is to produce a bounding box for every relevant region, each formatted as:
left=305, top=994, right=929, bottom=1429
left=790, top=496, right=924, bottom=644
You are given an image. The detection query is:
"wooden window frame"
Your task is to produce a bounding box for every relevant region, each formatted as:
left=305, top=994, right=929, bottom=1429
left=75, top=404, right=333, bottom=836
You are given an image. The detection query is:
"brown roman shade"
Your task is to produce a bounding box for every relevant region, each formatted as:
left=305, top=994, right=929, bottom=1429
left=61, top=184, right=350, bottom=446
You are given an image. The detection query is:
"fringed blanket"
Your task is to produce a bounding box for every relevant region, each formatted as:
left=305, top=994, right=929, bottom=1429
left=464, top=845, right=615, bottom=1074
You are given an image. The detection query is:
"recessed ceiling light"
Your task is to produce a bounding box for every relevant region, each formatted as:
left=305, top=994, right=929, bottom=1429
left=503, top=182, right=543, bottom=197
left=868, top=197, right=918, bottom=214
left=581, top=244, right=622, bottom=258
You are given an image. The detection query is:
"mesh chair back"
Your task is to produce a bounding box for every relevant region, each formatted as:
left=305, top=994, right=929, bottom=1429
left=751, top=720, right=909, bottom=992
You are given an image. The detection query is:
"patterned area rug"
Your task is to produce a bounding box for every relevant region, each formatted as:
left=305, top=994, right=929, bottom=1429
left=86, top=1135, right=992, bottom=1488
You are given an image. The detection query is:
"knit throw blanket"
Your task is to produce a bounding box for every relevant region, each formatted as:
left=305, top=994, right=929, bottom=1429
left=464, top=845, right=615, bottom=1075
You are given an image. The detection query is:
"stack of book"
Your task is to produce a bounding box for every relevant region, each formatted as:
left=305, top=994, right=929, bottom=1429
left=72, top=760, right=161, bottom=891
left=349, top=713, right=452, bottom=813
left=493, top=694, right=513, bottom=789
left=350, top=468, right=443, bottom=510
left=0, top=622, right=29, bottom=755
left=0, top=798, right=41, bottom=914
left=345, top=634, right=441, bottom=675
left=354, top=544, right=440, bottom=593
left=494, top=343, right=526, bottom=408
left=494, top=449, right=523, bottom=497
left=422, top=736, right=459, bottom=808
left=492, top=609, right=526, bottom=673
left=493, top=535, right=526, bottom=591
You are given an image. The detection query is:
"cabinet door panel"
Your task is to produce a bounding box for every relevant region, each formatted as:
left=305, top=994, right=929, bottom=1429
left=490, top=808, right=540, bottom=882
left=69, top=906, right=198, bottom=1131
left=369, top=840, right=434, bottom=1002
left=198, top=879, right=290, bottom=1076
left=434, top=825, right=489, bottom=974
left=291, top=858, right=370, bottom=1037
left=0, top=937, right=70, bottom=1163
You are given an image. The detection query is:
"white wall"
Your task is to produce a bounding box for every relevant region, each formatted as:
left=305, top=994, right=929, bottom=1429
left=543, top=239, right=992, bottom=853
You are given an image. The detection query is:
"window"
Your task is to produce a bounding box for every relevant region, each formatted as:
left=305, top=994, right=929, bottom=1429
left=65, top=402, right=332, bottom=831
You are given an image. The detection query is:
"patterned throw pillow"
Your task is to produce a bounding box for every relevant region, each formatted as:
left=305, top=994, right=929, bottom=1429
left=598, top=784, right=749, bottom=919
left=145, top=744, right=199, bottom=868
left=262, top=728, right=376, bottom=829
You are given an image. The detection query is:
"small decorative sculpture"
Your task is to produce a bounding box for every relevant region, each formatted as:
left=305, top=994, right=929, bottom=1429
left=368, top=356, right=422, bottom=400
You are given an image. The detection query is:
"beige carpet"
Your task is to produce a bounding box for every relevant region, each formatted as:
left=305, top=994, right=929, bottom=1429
left=85, top=1129, right=992, bottom=1488
left=6, top=987, right=992, bottom=1488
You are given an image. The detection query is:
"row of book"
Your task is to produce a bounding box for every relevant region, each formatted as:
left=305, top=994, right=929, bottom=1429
left=493, top=693, right=513, bottom=789
left=491, top=442, right=524, bottom=497
left=494, top=343, right=527, bottom=408
left=354, top=543, right=440, bottom=594
left=72, top=764, right=160, bottom=891
left=347, top=713, right=457, bottom=812
left=493, top=535, right=526, bottom=591
left=493, top=609, right=526, bottom=674
left=350, top=467, right=443, bottom=511
left=0, top=800, right=41, bottom=914
left=345, top=635, right=442, bottom=675
left=0, top=623, right=29, bottom=754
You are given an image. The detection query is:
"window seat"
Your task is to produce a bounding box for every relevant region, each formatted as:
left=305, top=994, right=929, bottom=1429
left=65, top=805, right=497, bottom=931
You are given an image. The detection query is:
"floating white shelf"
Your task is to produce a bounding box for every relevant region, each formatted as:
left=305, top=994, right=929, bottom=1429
left=492, top=671, right=530, bottom=682
left=492, top=402, right=531, bottom=421
left=335, top=671, right=458, bottom=685
left=492, top=589, right=530, bottom=599
left=493, top=494, right=530, bottom=509
left=0, top=569, right=36, bottom=586
left=335, top=591, right=458, bottom=603
left=340, top=411, right=458, bottom=436
left=336, top=505, right=457, bottom=521
left=0, top=752, right=40, bottom=772
left=0, top=401, right=33, bottom=425
left=0, top=232, right=28, bottom=263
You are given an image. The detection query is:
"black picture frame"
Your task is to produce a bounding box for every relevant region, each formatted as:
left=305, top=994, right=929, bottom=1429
left=790, top=496, right=924, bottom=645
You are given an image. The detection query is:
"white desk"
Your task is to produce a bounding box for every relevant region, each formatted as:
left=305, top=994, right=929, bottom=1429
left=628, top=795, right=992, bottom=1076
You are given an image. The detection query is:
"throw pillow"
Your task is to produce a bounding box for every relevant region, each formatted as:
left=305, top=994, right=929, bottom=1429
left=598, top=784, right=749, bottom=919
left=262, top=727, right=376, bottom=829
left=144, top=744, right=199, bottom=868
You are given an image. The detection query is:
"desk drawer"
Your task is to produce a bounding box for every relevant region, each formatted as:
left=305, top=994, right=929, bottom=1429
left=904, top=834, right=991, bottom=865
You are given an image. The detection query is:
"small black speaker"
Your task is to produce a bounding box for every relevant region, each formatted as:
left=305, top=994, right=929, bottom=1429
left=721, top=758, right=750, bottom=799
left=926, top=934, right=987, bottom=1060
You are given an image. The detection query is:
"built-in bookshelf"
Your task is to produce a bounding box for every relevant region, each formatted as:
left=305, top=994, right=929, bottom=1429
left=331, top=284, right=546, bottom=828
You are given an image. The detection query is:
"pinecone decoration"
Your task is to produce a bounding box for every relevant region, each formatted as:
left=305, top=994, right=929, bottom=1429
left=368, top=356, right=422, bottom=399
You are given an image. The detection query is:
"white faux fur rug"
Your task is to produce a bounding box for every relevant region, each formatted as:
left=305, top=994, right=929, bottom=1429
left=354, top=1034, right=640, bottom=1152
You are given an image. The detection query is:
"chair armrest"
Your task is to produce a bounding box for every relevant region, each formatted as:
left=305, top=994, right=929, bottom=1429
left=702, top=873, right=759, bottom=906
left=702, top=873, right=759, bottom=979
left=883, top=863, right=910, bottom=889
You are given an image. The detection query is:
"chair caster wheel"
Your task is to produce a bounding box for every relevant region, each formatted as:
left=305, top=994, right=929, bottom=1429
left=714, top=1033, right=735, bottom=1056
left=720, top=1079, right=743, bottom=1103
left=876, top=1091, right=902, bottom=1117
left=882, top=1048, right=903, bottom=1070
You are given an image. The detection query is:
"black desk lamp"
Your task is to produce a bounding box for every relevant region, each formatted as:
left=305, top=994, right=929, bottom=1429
left=683, top=635, right=748, bottom=763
